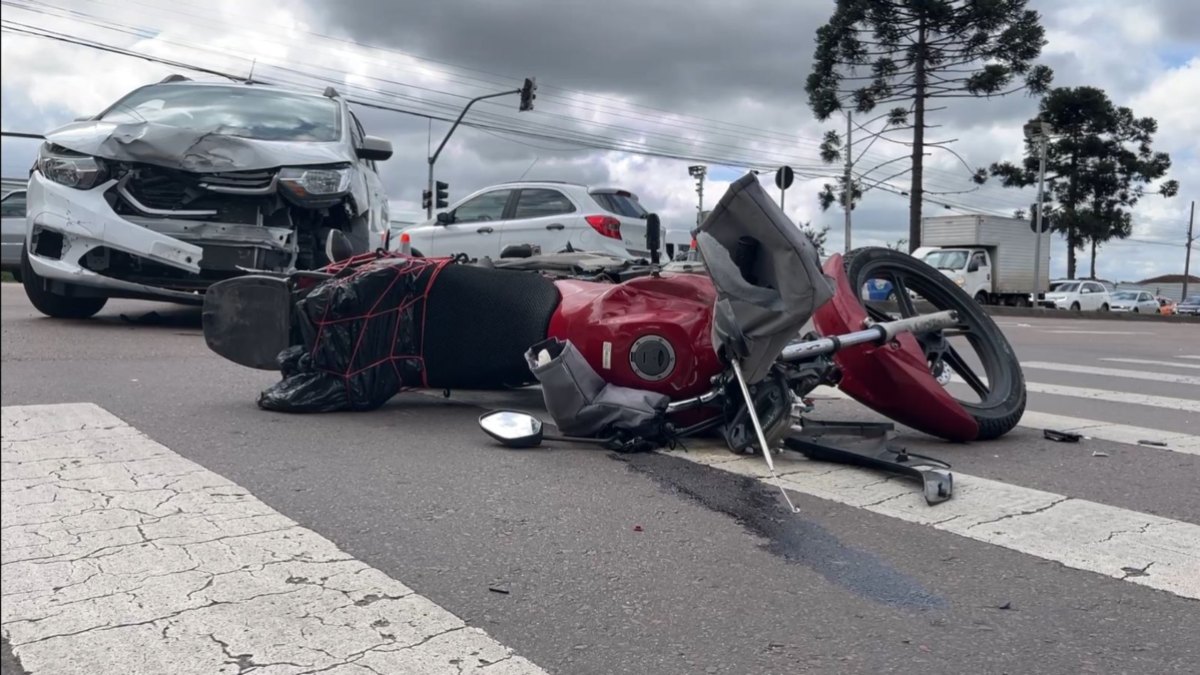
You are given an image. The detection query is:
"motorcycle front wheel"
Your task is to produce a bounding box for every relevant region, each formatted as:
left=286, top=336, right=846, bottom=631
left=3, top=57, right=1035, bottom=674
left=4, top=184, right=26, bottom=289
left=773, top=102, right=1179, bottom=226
left=844, top=247, right=1027, bottom=440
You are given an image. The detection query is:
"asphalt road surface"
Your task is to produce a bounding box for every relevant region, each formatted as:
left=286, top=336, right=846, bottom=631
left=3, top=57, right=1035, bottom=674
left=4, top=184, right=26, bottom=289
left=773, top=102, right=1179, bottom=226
left=2, top=283, right=1197, bottom=675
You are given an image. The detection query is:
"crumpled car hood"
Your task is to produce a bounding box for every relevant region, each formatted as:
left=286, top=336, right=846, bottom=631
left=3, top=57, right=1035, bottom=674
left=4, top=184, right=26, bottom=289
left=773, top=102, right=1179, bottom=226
left=45, top=120, right=350, bottom=173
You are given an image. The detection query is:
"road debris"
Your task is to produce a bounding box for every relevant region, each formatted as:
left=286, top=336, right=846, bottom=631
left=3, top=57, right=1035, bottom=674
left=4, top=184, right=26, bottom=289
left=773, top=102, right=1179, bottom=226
left=1091, top=451, right=1110, bottom=458
left=488, top=586, right=511, bottom=595
left=1137, top=439, right=1168, bottom=447
left=1044, top=429, right=1082, bottom=443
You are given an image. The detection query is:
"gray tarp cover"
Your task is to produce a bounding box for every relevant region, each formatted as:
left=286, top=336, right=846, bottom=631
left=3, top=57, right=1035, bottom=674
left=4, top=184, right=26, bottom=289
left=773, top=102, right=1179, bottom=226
left=525, top=338, right=669, bottom=440
left=696, top=172, right=835, bottom=383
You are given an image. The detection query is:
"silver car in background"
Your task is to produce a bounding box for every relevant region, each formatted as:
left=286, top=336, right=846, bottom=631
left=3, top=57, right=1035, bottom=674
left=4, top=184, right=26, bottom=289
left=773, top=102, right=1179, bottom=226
left=1, top=188, right=26, bottom=279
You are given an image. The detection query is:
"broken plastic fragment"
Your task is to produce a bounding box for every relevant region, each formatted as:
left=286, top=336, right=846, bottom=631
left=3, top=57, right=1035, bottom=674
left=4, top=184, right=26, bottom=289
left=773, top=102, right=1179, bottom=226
left=1043, top=429, right=1082, bottom=443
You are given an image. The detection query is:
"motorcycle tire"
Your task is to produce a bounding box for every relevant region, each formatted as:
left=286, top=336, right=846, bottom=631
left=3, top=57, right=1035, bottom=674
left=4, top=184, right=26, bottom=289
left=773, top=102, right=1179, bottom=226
left=843, top=247, right=1026, bottom=441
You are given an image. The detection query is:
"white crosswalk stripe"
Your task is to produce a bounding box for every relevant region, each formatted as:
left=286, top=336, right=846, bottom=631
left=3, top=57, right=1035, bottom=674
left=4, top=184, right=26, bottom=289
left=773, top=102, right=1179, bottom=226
left=1024, top=382, right=1200, bottom=412
left=1, top=403, right=546, bottom=675
left=1100, top=357, right=1200, bottom=371
left=1021, top=361, right=1200, bottom=386
left=666, top=445, right=1200, bottom=600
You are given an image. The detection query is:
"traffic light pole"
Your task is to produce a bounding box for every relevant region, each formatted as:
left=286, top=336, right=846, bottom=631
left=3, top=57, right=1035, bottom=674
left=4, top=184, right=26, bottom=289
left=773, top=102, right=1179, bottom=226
left=1031, top=133, right=1048, bottom=306
left=426, top=88, right=522, bottom=218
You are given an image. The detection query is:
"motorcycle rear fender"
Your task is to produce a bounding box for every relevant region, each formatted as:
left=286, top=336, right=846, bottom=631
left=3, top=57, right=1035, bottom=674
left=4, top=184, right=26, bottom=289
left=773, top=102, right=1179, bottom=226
left=812, top=254, right=979, bottom=443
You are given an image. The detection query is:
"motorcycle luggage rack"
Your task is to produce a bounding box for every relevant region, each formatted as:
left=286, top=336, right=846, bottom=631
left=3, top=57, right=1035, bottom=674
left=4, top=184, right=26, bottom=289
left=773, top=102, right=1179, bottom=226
left=782, top=420, right=954, bottom=505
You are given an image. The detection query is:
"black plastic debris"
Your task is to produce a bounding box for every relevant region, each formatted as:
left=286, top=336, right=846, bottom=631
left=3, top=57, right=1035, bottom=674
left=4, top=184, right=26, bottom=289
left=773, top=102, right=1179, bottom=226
left=1137, top=439, right=1168, bottom=447
left=1043, top=429, right=1082, bottom=443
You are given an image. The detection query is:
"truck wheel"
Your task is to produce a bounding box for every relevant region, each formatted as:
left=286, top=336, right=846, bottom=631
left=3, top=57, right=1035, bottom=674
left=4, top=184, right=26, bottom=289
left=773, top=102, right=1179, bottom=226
left=842, top=247, right=1027, bottom=441
left=20, top=248, right=108, bottom=319
left=974, top=291, right=988, bottom=305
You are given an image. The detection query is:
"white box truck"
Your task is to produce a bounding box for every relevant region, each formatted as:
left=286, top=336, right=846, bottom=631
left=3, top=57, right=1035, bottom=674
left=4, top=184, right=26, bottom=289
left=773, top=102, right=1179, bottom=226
left=914, top=215, right=1051, bottom=306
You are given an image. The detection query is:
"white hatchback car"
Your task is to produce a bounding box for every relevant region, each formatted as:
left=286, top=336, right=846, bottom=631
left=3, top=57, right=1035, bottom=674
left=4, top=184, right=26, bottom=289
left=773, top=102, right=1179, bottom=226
left=1042, top=280, right=1111, bottom=311
left=1107, top=290, right=1159, bottom=313
left=401, top=182, right=678, bottom=261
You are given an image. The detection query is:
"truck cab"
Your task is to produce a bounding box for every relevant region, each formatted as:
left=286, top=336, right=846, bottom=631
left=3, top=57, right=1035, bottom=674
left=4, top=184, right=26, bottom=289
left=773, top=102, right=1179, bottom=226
left=913, top=246, right=993, bottom=303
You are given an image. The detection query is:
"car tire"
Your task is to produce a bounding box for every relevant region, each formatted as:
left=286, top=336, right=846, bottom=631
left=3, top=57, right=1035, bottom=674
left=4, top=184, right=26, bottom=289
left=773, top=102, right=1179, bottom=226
left=1100, top=304, right=1109, bottom=312
left=1070, top=302, right=1081, bottom=312
left=409, top=248, right=424, bottom=258
left=1133, top=307, right=1139, bottom=313
left=20, top=248, right=108, bottom=319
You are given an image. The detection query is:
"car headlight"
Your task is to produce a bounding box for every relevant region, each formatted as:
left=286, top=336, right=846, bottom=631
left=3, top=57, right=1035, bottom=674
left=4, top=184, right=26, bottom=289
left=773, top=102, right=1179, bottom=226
left=38, top=143, right=108, bottom=190
left=279, top=166, right=352, bottom=198
left=954, top=276, right=965, bottom=286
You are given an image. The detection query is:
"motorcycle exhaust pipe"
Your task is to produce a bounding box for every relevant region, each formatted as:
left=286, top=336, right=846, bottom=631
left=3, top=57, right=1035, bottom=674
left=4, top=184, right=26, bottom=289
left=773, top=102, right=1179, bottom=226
left=779, top=310, right=959, bottom=362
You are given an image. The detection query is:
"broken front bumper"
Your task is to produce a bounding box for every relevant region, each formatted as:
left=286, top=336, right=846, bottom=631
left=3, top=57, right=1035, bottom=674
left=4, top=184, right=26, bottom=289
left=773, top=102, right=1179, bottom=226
left=25, top=172, right=293, bottom=302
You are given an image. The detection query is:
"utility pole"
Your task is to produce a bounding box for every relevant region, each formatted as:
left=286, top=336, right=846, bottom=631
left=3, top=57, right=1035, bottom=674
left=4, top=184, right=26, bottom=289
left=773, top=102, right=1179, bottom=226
left=1184, top=200, right=1195, bottom=300
left=426, top=78, right=536, bottom=219
left=843, top=111, right=853, bottom=253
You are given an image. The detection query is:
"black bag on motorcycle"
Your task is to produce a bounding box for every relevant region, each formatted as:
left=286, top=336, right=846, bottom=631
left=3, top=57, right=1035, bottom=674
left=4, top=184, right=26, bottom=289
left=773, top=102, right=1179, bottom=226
left=696, top=173, right=835, bottom=383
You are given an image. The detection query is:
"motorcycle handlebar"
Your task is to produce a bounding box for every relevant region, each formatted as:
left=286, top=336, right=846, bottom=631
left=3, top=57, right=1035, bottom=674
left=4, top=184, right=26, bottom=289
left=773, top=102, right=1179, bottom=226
left=665, top=310, right=959, bottom=414
left=778, top=310, right=959, bottom=363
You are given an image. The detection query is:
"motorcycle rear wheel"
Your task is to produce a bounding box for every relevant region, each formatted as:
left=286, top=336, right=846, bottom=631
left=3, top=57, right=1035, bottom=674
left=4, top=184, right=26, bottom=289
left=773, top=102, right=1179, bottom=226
left=844, top=247, right=1026, bottom=441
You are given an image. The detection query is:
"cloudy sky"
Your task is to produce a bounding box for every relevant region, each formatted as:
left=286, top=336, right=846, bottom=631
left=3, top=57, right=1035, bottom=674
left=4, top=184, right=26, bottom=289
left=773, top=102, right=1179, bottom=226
left=2, top=0, right=1196, bottom=282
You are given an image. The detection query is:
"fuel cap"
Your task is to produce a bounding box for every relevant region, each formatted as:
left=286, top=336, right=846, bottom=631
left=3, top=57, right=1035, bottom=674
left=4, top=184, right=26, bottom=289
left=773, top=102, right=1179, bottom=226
left=629, top=335, right=676, bottom=381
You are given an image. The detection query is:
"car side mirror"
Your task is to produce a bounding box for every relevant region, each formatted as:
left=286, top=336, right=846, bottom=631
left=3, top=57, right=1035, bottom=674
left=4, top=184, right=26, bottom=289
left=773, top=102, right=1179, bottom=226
left=478, top=410, right=544, bottom=448
left=356, top=135, right=393, bottom=161
left=436, top=211, right=454, bottom=225
left=645, top=213, right=661, bottom=265
left=968, top=261, right=979, bottom=273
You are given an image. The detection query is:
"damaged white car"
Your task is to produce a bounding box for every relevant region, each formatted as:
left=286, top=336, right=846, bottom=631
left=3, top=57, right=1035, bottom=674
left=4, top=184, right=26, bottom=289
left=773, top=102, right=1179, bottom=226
left=20, top=76, right=393, bottom=318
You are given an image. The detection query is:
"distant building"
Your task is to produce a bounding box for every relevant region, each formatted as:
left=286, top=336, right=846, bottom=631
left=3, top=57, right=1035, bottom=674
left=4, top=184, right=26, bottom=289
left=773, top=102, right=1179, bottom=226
left=1122, top=274, right=1200, bottom=302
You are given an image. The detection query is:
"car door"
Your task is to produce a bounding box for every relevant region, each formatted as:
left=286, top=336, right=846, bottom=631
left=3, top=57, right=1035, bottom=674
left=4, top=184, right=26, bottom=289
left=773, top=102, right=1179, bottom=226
left=499, top=188, right=577, bottom=255
left=347, top=111, right=389, bottom=248
left=1083, top=282, right=1105, bottom=310
left=436, top=189, right=513, bottom=259
left=1138, top=292, right=1157, bottom=313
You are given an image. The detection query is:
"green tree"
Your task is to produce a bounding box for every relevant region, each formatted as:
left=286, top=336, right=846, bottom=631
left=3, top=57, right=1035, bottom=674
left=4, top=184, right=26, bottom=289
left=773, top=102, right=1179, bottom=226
left=801, top=222, right=830, bottom=256
left=990, top=87, right=1179, bottom=279
left=806, top=0, right=1053, bottom=251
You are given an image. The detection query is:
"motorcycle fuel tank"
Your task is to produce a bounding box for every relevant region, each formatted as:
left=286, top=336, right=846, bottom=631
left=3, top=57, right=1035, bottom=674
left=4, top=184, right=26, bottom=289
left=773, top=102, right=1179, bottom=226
left=547, top=272, right=722, bottom=399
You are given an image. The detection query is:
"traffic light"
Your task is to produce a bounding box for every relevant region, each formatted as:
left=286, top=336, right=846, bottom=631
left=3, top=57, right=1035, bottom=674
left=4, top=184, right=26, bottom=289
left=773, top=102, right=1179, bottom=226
left=519, top=77, right=537, bottom=112
left=435, top=181, right=449, bottom=209
left=422, top=189, right=432, bottom=211
left=1029, top=202, right=1050, bottom=233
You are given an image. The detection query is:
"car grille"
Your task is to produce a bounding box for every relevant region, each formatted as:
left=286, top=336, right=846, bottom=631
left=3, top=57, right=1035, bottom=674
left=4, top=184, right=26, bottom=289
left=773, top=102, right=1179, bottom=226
left=124, top=165, right=276, bottom=210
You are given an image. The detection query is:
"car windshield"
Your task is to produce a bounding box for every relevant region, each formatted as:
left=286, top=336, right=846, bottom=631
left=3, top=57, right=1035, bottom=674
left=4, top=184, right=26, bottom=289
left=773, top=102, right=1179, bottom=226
left=1050, top=282, right=1079, bottom=293
left=1111, top=291, right=1137, bottom=300
left=100, top=84, right=341, bottom=142
left=922, top=250, right=968, bottom=270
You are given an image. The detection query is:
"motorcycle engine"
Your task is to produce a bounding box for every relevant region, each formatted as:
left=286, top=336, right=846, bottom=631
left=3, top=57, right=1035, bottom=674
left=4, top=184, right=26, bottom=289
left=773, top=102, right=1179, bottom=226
left=723, top=368, right=795, bottom=455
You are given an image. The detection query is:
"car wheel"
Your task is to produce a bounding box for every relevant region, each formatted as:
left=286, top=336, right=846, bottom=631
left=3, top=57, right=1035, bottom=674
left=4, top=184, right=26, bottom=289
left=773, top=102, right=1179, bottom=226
left=409, top=248, right=424, bottom=258
left=20, top=248, right=108, bottom=319
left=1133, top=307, right=1139, bottom=313
left=1070, top=302, right=1081, bottom=312
left=1100, top=304, right=1109, bottom=312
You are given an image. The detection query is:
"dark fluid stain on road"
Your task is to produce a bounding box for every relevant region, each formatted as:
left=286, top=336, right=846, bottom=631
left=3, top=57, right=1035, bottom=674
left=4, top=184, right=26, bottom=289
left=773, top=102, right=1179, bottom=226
left=617, top=452, right=945, bottom=610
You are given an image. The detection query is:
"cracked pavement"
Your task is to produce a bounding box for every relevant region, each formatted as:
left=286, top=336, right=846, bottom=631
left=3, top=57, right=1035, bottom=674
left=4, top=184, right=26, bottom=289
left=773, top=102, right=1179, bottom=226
left=2, top=403, right=546, bottom=675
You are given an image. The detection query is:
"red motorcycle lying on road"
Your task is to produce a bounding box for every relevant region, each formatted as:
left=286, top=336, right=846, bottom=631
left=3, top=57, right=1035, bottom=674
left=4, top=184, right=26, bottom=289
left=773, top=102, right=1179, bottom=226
left=202, top=174, right=1026, bottom=504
